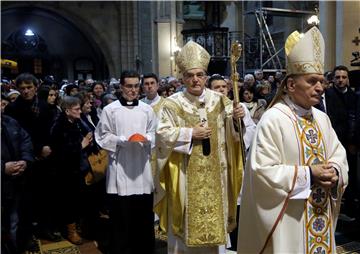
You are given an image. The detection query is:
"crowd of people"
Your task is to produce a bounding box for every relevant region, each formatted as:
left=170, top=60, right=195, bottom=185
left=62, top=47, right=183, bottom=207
left=1, top=26, right=359, bottom=254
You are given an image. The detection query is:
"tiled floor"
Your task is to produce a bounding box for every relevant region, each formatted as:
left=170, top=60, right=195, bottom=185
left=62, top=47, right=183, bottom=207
left=36, top=215, right=360, bottom=254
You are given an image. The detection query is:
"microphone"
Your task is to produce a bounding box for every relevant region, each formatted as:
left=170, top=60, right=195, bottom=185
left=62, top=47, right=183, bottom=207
left=199, top=101, right=210, bottom=156
left=202, top=138, right=211, bottom=156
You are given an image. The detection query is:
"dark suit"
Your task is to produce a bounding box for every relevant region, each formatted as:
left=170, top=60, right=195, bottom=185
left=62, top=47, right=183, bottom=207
left=325, top=86, right=358, bottom=215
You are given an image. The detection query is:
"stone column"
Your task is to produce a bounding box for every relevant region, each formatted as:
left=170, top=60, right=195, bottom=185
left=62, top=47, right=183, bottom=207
left=320, top=1, right=360, bottom=71
left=118, top=1, right=139, bottom=71
left=319, top=1, right=336, bottom=71
left=155, top=1, right=183, bottom=77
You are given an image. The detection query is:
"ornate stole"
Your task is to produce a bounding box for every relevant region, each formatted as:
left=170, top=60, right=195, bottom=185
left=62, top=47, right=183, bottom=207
left=150, top=97, right=165, bottom=177
left=294, top=115, right=333, bottom=254
left=185, top=99, right=226, bottom=246
left=152, top=97, right=165, bottom=116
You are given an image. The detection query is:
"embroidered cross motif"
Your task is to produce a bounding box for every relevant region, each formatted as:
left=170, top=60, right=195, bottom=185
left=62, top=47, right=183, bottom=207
left=312, top=188, right=326, bottom=203
left=306, top=129, right=317, bottom=144
left=314, top=246, right=326, bottom=254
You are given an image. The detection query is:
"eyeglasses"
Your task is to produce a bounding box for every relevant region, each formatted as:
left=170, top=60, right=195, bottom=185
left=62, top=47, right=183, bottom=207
left=183, top=72, right=207, bottom=80
left=122, top=84, right=140, bottom=89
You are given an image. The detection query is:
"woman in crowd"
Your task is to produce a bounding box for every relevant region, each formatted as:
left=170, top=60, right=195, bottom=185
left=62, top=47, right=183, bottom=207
left=65, top=83, right=79, bottom=96
left=166, top=84, right=176, bottom=96
left=91, top=82, right=105, bottom=117
left=74, top=92, right=107, bottom=240
left=49, top=96, right=92, bottom=245
left=33, top=85, right=63, bottom=242
left=240, top=85, right=267, bottom=124
left=255, top=80, right=272, bottom=104
left=101, top=93, right=117, bottom=109
left=6, top=89, right=20, bottom=103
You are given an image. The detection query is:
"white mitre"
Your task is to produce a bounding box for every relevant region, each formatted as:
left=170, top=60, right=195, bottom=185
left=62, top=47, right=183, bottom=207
left=285, top=26, right=325, bottom=75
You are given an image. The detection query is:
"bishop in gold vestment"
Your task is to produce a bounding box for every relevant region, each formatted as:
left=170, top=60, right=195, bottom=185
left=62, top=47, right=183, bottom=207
left=154, top=41, right=246, bottom=254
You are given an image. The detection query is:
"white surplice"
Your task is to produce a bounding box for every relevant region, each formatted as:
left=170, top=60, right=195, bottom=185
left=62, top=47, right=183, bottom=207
left=95, top=100, right=157, bottom=196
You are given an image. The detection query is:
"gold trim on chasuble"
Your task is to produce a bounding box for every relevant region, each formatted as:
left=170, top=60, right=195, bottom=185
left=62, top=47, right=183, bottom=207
left=294, top=115, right=333, bottom=254
left=185, top=99, right=226, bottom=247
left=150, top=98, right=166, bottom=177
left=152, top=97, right=166, bottom=116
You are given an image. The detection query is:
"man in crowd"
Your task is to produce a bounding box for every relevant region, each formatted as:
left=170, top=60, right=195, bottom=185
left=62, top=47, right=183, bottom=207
left=325, top=65, right=357, bottom=219
left=1, top=100, right=34, bottom=254
left=95, top=70, right=157, bottom=253
left=254, top=69, right=265, bottom=86
left=237, top=27, right=348, bottom=253
left=141, top=72, right=166, bottom=115
left=154, top=41, right=248, bottom=253
left=141, top=72, right=166, bottom=181
left=5, top=73, right=58, bottom=250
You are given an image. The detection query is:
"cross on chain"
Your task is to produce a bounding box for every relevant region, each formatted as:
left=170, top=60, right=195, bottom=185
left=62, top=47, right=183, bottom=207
left=353, top=36, right=360, bottom=46
left=306, top=129, right=318, bottom=144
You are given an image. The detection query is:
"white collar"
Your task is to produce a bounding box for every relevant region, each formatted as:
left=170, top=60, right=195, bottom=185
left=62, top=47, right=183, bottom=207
left=184, top=88, right=206, bottom=102
left=284, top=95, right=312, bottom=117
left=143, top=94, right=161, bottom=106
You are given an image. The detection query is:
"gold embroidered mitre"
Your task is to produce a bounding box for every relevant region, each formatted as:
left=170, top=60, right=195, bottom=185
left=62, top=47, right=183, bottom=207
left=285, top=26, right=324, bottom=75
left=175, top=41, right=211, bottom=73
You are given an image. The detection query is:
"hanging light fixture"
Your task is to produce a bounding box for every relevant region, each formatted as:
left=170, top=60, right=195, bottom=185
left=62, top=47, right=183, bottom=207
left=24, top=29, right=35, bottom=36
left=307, top=15, right=319, bottom=26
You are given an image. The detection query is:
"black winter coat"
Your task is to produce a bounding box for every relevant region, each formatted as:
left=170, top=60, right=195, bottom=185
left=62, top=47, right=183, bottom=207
left=4, top=96, right=54, bottom=156
left=49, top=112, right=87, bottom=177
left=325, top=86, right=357, bottom=148
left=1, top=115, right=34, bottom=200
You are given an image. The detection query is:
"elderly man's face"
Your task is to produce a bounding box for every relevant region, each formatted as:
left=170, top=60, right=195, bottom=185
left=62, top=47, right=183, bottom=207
left=183, top=68, right=207, bottom=96
left=287, top=74, right=324, bottom=109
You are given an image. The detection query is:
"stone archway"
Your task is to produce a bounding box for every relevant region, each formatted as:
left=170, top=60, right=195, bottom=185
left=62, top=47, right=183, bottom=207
left=1, top=3, right=112, bottom=81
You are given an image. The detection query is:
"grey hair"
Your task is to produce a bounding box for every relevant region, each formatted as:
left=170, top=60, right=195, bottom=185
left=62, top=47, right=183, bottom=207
left=60, top=96, right=81, bottom=111
left=244, top=74, right=255, bottom=81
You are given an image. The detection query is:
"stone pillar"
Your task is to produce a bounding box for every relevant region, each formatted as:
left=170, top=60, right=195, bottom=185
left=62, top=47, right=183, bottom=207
left=155, top=1, right=183, bottom=77
left=320, top=1, right=360, bottom=71
left=319, top=1, right=336, bottom=71
left=339, top=1, right=360, bottom=70
left=119, top=1, right=139, bottom=71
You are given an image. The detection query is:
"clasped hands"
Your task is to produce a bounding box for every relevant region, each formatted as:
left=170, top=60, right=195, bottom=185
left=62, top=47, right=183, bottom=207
left=311, top=163, right=339, bottom=188
left=192, top=102, right=245, bottom=140
left=5, top=160, right=27, bottom=176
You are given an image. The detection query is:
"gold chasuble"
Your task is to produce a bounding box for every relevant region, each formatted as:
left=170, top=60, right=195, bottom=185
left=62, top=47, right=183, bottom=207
left=150, top=97, right=166, bottom=177
left=151, top=96, right=166, bottom=116
left=154, top=88, right=243, bottom=247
